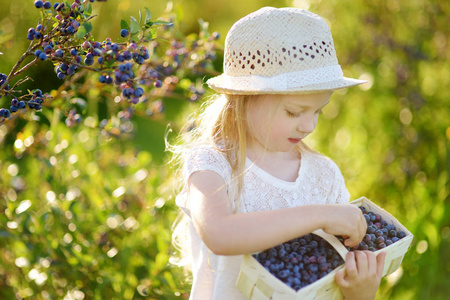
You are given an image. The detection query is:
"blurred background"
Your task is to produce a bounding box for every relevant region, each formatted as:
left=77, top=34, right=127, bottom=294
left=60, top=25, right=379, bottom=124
left=0, top=0, right=449, bottom=299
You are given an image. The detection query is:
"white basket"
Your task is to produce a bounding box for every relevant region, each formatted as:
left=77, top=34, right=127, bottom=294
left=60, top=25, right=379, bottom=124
left=236, top=197, right=414, bottom=300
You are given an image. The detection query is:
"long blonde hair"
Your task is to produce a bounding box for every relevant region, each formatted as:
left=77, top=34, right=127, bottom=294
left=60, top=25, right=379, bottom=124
left=168, top=93, right=313, bottom=269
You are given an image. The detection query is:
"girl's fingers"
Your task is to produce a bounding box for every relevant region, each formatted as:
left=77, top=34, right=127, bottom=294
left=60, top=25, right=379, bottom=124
left=376, top=251, right=387, bottom=277
left=345, top=252, right=358, bottom=279
left=354, top=251, right=369, bottom=275
left=365, top=250, right=377, bottom=272
left=335, top=270, right=349, bottom=288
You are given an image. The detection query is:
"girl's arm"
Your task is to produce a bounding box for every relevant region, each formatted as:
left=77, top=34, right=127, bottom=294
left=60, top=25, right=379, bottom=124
left=188, top=170, right=367, bottom=255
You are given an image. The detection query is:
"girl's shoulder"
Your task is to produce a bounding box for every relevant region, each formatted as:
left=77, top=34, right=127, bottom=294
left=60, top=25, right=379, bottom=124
left=302, top=148, right=343, bottom=174
left=185, top=143, right=227, bottom=162
left=183, top=143, right=232, bottom=178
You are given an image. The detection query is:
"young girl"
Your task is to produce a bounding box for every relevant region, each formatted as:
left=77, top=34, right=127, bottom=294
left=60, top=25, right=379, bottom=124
left=171, top=7, right=386, bottom=300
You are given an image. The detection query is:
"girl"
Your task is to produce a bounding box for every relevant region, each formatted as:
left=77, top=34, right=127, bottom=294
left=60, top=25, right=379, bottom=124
left=171, top=7, right=386, bottom=300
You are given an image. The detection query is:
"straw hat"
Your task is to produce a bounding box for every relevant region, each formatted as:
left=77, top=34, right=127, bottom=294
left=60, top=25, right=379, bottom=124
left=207, top=7, right=366, bottom=95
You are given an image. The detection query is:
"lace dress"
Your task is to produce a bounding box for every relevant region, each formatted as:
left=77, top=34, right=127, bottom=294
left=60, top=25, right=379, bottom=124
left=176, top=145, right=350, bottom=300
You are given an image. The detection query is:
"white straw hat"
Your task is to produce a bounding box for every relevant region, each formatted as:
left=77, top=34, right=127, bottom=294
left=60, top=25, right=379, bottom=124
left=207, top=7, right=366, bottom=95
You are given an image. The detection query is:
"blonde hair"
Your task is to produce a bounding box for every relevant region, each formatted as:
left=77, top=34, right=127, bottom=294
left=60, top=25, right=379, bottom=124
left=168, top=93, right=314, bottom=269
left=168, top=93, right=253, bottom=269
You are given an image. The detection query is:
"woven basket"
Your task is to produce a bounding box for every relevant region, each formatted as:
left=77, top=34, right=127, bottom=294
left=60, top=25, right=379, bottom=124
left=236, top=197, right=414, bottom=300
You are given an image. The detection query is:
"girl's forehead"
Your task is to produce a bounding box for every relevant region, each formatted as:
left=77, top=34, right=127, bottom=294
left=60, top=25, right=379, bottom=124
left=264, top=92, right=333, bottom=107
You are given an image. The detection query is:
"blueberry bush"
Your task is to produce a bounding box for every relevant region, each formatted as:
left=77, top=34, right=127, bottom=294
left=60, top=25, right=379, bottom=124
left=0, top=0, right=221, bottom=298
left=0, top=0, right=449, bottom=299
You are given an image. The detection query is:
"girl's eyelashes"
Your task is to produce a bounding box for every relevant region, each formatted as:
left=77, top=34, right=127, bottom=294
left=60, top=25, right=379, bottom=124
left=285, top=109, right=323, bottom=117
left=285, top=110, right=300, bottom=118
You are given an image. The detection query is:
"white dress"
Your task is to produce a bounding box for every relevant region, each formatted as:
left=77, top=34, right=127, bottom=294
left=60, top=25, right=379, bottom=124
left=176, top=145, right=350, bottom=300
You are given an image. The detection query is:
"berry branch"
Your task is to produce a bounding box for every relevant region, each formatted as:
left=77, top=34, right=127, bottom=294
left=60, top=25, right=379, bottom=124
left=0, top=0, right=221, bottom=128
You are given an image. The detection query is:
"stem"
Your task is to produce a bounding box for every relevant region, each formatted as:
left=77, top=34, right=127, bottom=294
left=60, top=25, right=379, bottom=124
left=11, top=77, right=34, bottom=91
left=12, top=57, right=39, bottom=78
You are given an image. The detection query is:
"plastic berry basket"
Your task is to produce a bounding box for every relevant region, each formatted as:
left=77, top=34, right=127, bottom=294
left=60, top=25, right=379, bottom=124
left=236, top=197, right=414, bottom=300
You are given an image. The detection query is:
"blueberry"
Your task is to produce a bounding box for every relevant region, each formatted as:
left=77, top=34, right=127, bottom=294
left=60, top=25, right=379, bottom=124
left=134, top=56, right=144, bottom=64
left=278, top=270, right=290, bottom=279
left=358, top=242, right=369, bottom=250
left=34, top=0, right=44, bottom=8
left=99, top=75, right=107, bottom=83
left=398, top=231, right=406, bottom=239
left=44, top=45, right=53, bottom=54
left=10, top=106, right=19, bottom=113
left=54, top=49, right=63, bottom=57
left=70, top=48, right=78, bottom=56
left=35, top=49, right=43, bottom=57
left=84, top=55, right=95, bottom=66
left=11, top=98, right=19, bottom=107
left=375, top=236, right=385, bottom=244
left=43, top=1, right=51, bottom=9
left=123, top=50, right=132, bottom=60
left=18, top=101, right=26, bottom=109
left=60, top=63, right=69, bottom=72
left=120, top=29, right=130, bottom=37
left=39, top=52, right=47, bottom=60
left=119, top=64, right=127, bottom=72
left=212, top=32, right=220, bottom=40
left=154, top=80, right=162, bottom=88
left=0, top=108, right=11, bottom=118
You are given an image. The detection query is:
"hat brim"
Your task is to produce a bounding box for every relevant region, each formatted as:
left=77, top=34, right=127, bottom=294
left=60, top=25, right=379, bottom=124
left=207, top=75, right=367, bottom=95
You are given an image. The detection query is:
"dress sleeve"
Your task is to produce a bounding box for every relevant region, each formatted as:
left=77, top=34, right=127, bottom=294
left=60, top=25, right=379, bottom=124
left=176, top=146, right=232, bottom=216
left=183, top=146, right=230, bottom=184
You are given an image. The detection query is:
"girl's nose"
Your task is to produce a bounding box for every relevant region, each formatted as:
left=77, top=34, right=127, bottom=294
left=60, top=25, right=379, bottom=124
left=297, top=115, right=316, bottom=134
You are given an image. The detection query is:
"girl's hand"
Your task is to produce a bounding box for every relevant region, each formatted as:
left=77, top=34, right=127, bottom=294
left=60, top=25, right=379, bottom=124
left=322, top=204, right=367, bottom=247
left=335, top=251, right=386, bottom=300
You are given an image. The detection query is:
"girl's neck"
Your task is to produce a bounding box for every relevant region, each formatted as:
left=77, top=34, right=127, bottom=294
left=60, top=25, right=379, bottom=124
left=246, top=147, right=301, bottom=182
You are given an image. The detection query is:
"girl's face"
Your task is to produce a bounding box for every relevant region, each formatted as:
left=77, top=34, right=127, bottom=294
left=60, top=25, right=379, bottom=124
left=246, top=91, right=333, bottom=153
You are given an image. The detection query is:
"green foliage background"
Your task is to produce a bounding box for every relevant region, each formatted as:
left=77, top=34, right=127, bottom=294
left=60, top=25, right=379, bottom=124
left=0, top=0, right=449, bottom=299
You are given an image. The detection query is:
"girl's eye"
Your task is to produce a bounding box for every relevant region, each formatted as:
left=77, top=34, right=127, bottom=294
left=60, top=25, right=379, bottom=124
left=285, top=110, right=300, bottom=118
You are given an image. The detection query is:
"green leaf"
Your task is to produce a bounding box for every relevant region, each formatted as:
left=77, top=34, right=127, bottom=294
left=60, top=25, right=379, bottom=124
left=64, top=1, right=71, bottom=12
left=85, top=2, right=92, bottom=14
left=138, top=7, right=142, bottom=24
left=120, top=19, right=129, bottom=30
left=145, top=31, right=153, bottom=40
left=130, top=16, right=140, bottom=34
left=151, top=21, right=173, bottom=26
left=83, top=22, right=93, bottom=34
left=144, top=7, right=152, bottom=24
left=75, top=25, right=87, bottom=39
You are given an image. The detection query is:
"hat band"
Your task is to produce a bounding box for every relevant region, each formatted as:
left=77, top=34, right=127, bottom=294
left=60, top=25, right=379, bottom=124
left=222, top=65, right=344, bottom=91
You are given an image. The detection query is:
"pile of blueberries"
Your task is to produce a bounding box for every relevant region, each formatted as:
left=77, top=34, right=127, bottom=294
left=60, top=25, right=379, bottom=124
left=252, top=233, right=345, bottom=291
left=337, top=206, right=407, bottom=251
left=253, top=206, right=407, bottom=292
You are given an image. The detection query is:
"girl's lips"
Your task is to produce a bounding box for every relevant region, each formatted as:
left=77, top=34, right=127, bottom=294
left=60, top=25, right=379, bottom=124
left=288, top=138, right=302, bottom=144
